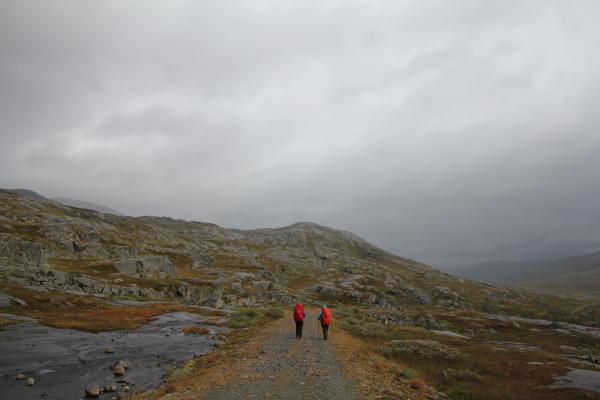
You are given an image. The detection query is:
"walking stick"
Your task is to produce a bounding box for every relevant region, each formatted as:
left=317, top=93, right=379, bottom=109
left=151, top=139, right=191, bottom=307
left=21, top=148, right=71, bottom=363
left=316, top=319, right=319, bottom=340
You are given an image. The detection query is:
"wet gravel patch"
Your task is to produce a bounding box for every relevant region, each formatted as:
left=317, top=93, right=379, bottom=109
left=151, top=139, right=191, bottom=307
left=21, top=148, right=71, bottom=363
left=0, top=312, right=225, bottom=400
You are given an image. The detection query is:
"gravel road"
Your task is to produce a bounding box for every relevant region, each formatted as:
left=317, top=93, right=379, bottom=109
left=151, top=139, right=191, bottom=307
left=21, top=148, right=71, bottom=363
left=202, top=311, right=359, bottom=400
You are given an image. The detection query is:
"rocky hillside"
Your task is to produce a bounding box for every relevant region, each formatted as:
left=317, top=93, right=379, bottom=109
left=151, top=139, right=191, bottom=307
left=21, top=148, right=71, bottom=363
left=0, top=189, right=596, bottom=323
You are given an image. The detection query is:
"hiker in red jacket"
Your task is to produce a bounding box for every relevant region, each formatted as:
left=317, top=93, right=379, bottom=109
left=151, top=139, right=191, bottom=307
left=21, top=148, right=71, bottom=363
left=317, top=304, right=332, bottom=340
left=293, top=303, right=305, bottom=338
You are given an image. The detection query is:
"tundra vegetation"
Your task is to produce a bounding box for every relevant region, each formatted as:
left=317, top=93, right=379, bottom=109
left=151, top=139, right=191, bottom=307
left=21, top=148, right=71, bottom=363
left=1, top=189, right=599, bottom=399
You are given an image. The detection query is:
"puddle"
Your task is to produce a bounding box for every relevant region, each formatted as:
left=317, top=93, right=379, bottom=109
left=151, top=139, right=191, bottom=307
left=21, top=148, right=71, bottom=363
left=0, top=312, right=225, bottom=399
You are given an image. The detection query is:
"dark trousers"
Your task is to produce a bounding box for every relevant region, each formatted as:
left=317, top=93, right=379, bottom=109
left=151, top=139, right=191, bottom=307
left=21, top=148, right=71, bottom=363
left=295, top=320, right=303, bottom=338
left=321, top=323, right=329, bottom=340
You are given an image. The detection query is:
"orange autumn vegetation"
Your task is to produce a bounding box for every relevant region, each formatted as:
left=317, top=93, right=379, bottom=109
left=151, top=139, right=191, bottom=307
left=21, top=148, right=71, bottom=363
left=409, top=378, right=426, bottom=391
left=181, top=326, right=211, bottom=335
left=332, top=327, right=433, bottom=400
left=0, top=283, right=205, bottom=332
left=38, top=307, right=165, bottom=332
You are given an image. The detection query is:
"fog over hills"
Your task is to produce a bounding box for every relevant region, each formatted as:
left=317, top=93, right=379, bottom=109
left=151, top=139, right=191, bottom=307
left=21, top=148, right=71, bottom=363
left=5, top=189, right=122, bottom=216
left=51, top=197, right=122, bottom=216
left=449, top=251, right=600, bottom=295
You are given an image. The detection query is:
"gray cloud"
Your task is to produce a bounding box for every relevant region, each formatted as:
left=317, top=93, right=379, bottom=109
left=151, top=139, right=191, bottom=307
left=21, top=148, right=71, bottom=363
left=2, top=0, right=600, bottom=267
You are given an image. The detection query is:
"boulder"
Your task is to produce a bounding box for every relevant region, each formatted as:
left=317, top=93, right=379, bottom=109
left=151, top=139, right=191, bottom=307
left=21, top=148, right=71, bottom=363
left=251, top=280, right=272, bottom=290
left=308, top=284, right=337, bottom=297
left=189, top=253, right=216, bottom=269
left=26, top=377, right=35, bottom=386
left=235, top=272, right=256, bottom=282
left=115, top=360, right=129, bottom=369
left=9, top=296, right=28, bottom=307
left=103, top=384, right=117, bottom=393
left=434, top=286, right=460, bottom=300
left=176, top=281, right=223, bottom=305
left=113, top=364, right=125, bottom=376
left=0, top=236, right=43, bottom=265
left=15, top=373, right=26, bottom=380
left=85, top=383, right=101, bottom=397
left=0, top=292, right=11, bottom=307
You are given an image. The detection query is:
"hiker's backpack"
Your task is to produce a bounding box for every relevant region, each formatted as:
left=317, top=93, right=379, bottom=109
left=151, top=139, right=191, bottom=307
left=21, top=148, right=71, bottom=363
left=293, top=304, right=305, bottom=321
left=321, top=307, right=332, bottom=325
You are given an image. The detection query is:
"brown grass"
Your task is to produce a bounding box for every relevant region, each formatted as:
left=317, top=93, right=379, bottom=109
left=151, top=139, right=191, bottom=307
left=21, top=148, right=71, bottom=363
left=39, top=308, right=163, bottom=332
left=409, top=378, right=426, bottom=391
left=332, top=325, right=432, bottom=399
left=0, top=283, right=225, bottom=333
left=336, top=307, right=600, bottom=400
left=202, top=317, right=226, bottom=326
left=0, top=318, right=21, bottom=326
left=181, top=326, right=211, bottom=335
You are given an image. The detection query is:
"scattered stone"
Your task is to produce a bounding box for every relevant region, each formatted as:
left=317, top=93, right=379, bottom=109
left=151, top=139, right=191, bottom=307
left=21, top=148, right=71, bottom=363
left=26, top=377, right=34, bottom=386
left=9, top=296, right=28, bottom=307
left=430, top=330, right=470, bottom=339
left=113, top=365, right=125, bottom=376
left=251, top=280, right=272, bottom=290
left=105, top=346, right=115, bottom=353
left=85, top=383, right=100, bottom=397
left=580, top=354, right=600, bottom=365
left=103, top=384, right=117, bottom=393
left=235, top=272, right=256, bottom=282
left=115, top=360, right=129, bottom=369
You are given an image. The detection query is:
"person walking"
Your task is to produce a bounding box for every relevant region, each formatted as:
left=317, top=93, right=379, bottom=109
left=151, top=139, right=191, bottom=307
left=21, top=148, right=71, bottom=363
left=317, top=304, right=332, bottom=340
left=293, top=303, right=305, bottom=338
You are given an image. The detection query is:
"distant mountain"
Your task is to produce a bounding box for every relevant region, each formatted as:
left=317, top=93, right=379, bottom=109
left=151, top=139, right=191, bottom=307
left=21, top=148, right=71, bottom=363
left=449, top=259, right=546, bottom=284
left=453, top=251, right=600, bottom=295
left=516, top=250, right=600, bottom=294
left=3, top=189, right=122, bottom=215
left=6, top=189, right=59, bottom=205
left=52, top=197, right=122, bottom=215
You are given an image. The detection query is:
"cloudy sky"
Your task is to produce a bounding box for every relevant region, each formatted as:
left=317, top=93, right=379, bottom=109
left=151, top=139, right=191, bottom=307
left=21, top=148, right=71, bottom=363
left=1, top=1, right=600, bottom=267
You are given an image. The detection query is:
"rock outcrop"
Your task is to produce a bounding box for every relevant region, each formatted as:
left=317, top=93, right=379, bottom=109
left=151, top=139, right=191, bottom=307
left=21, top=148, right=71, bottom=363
left=113, top=256, right=178, bottom=278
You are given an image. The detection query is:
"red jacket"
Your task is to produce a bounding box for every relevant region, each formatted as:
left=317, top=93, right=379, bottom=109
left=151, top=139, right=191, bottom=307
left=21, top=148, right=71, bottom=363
left=293, top=304, right=305, bottom=321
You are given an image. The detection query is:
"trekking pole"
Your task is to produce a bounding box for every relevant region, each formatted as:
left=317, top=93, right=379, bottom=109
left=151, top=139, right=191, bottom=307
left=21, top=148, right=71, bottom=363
left=316, top=319, right=319, bottom=340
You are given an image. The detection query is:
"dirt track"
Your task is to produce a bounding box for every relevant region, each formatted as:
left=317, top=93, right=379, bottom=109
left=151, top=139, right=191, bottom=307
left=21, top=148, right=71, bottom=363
left=200, top=310, right=359, bottom=400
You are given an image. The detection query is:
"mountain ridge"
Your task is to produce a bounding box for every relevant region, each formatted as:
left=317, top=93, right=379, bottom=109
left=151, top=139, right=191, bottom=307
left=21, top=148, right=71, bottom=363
left=451, top=251, right=600, bottom=295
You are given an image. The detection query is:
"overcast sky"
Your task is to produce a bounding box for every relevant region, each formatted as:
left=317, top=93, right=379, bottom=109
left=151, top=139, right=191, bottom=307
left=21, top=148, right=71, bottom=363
left=1, top=1, right=600, bottom=267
